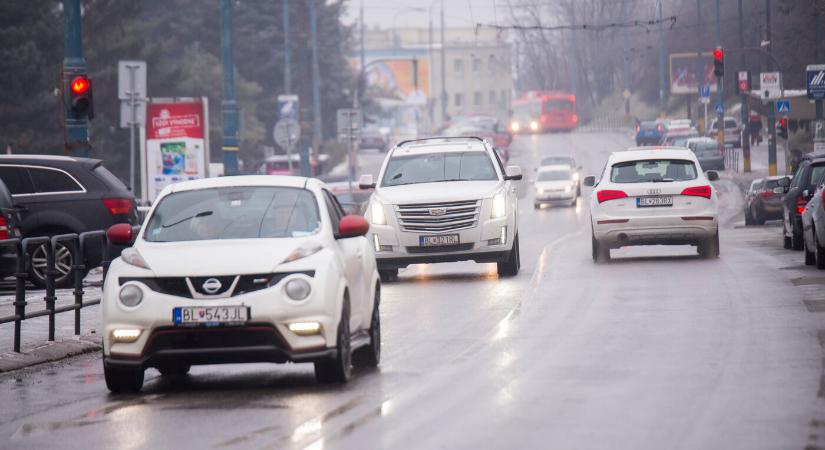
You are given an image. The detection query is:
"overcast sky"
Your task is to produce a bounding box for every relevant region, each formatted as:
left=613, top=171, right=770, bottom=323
left=342, top=0, right=508, bottom=30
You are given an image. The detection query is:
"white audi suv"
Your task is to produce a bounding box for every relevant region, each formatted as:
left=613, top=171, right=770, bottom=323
left=360, top=137, right=522, bottom=280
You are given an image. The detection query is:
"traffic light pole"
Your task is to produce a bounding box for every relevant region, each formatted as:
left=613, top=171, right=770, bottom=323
left=62, top=0, right=90, bottom=158
left=738, top=0, right=750, bottom=173
left=714, top=0, right=725, bottom=153
left=220, top=0, right=240, bottom=176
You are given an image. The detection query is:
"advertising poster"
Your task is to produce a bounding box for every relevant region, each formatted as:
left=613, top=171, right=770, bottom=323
left=669, top=53, right=718, bottom=95
left=145, top=99, right=209, bottom=201
left=364, top=58, right=430, bottom=101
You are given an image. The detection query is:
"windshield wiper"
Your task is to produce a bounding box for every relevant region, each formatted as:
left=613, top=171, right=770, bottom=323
left=162, top=210, right=213, bottom=228
left=648, top=178, right=675, bottom=183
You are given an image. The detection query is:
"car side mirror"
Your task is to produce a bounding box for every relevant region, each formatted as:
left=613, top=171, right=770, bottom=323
left=359, top=174, right=376, bottom=190
left=504, top=165, right=523, bottom=181
left=337, top=215, right=369, bottom=239
left=706, top=171, right=719, bottom=181
left=777, top=176, right=791, bottom=188
left=107, top=223, right=134, bottom=245
left=772, top=187, right=785, bottom=194
left=583, top=176, right=596, bottom=187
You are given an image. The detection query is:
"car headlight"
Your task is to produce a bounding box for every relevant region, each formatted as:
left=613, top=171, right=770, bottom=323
left=564, top=185, right=572, bottom=193
left=284, top=278, right=311, bottom=300
left=536, top=187, right=544, bottom=194
left=371, top=202, right=387, bottom=225
left=119, top=284, right=143, bottom=307
left=529, top=121, right=539, bottom=131
left=511, top=122, right=520, bottom=132
left=121, top=248, right=150, bottom=270
left=573, top=172, right=580, bottom=181
left=491, top=191, right=506, bottom=218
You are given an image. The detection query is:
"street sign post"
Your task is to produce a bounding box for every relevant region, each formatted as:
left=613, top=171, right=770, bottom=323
left=737, top=71, right=750, bottom=94
left=273, top=118, right=301, bottom=172
left=118, top=60, right=148, bottom=193
left=699, top=85, right=710, bottom=104
left=336, top=109, right=361, bottom=193
left=760, top=72, right=782, bottom=100
left=715, top=103, right=724, bottom=115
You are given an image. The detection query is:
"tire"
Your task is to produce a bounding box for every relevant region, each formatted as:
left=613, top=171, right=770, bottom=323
left=783, top=234, right=793, bottom=249
left=754, top=208, right=765, bottom=225
left=314, top=302, right=353, bottom=383
left=744, top=209, right=753, bottom=225
left=592, top=233, right=610, bottom=263
left=104, top=364, right=144, bottom=393
left=497, top=234, right=520, bottom=277
left=792, top=227, right=804, bottom=251
left=534, top=202, right=540, bottom=210
left=157, top=363, right=191, bottom=376
left=804, top=232, right=817, bottom=266
left=29, top=241, right=80, bottom=289
left=378, top=269, right=398, bottom=282
left=353, top=286, right=381, bottom=368
left=698, top=230, right=720, bottom=259
left=816, top=231, right=825, bottom=270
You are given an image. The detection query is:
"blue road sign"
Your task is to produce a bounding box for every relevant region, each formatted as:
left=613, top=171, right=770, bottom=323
left=715, top=103, right=724, bottom=114
left=699, top=85, right=710, bottom=98
left=776, top=100, right=791, bottom=115
left=807, top=65, right=825, bottom=100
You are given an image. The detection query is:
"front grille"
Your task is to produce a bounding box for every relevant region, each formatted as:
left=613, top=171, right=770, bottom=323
left=396, top=200, right=480, bottom=233
left=406, top=243, right=474, bottom=254
left=144, top=326, right=282, bottom=355
left=120, top=271, right=314, bottom=298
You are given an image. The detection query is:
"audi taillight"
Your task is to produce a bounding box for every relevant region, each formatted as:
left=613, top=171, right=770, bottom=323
left=0, top=216, right=9, bottom=240
left=681, top=185, right=712, bottom=199
left=796, top=195, right=807, bottom=215
left=103, top=198, right=133, bottom=216
left=758, top=191, right=774, bottom=199
left=596, top=189, right=628, bottom=203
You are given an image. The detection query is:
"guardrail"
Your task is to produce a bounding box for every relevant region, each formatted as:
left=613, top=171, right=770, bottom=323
left=725, top=146, right=740, bottom=173
left=0, top=226, right=139, bottom=353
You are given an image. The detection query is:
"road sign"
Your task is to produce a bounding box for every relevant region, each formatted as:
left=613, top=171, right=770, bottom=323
left=277, top=94, right=299, bottom=120
left=737, top=71, right=750, bottom=94
left=273, top=118, right=300, bottom=149
left=699, top=85, right=710, bottom=104
left=760, top=72, right=781, bottom=99
left=776, top=100, right=790, bottom=115
left=118, top=60, right=147, bottom=101
left=337, top=109, right=361, bottom=142
left=715, top=103, right=724, bottom=114
left=807, top=64, right=825, bottom=100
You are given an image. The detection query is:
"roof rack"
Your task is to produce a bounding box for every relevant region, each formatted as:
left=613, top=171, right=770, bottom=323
left=396, top=136, right=485, bottom=147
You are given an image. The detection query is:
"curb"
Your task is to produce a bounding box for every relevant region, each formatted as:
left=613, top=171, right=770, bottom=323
left=0, top=335, right=101, bottom=373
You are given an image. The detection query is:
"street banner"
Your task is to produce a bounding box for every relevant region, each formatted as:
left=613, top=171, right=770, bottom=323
left=144, top=98, right=209, bottom=201
left=669, top=53, right=717, bottom=95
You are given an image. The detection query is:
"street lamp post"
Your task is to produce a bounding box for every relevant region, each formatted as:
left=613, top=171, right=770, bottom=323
left=62, top=0, right=91, bottom=158
left=220, top=0, right=240, bottom=176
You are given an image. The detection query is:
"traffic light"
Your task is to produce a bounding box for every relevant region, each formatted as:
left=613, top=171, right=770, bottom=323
left=713, top=47, right=724, bottom=78
left=67, top=75, right=94, bottom=120
left=778, top=118, right=788, bottom=139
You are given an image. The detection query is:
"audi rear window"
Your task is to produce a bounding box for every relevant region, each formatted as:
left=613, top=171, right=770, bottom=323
left=610, top=159, right=698, bottom=183
left=94, top=166, right=128, bottom=191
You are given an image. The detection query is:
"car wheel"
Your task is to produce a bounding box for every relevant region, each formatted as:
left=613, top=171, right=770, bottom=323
left=157, top=363, right=191, bottom=376
left=792, top=227, right=804, bottom=251
left=378, top=269, right=398, bottom=282
left=104, top=364, right=144, bottom=393
left=754, top=208, right=765, bottom=225
left=314, top=301, right=353, bottom=383
left=783, top=231, right=793, bottom=249
left=30, top=242, right=80, bottom=289
left=698, top=230, right=720, bottom=259
left=497, top=234, right=520, bottom=277
left=534, top=202, right=540, bottom=210
left=804, top=231, right=817, bottom=266
left=744, top=209, right=753, bottom=225
left=816, top=232, right=825, bottom=270
left=592, top=233, right=610, bottom=263
left=353, top=286, right=381, bottom=368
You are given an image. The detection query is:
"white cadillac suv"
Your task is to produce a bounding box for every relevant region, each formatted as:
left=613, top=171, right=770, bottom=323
left=584, top=147, right=720, bottom=262
left=360, top=137, right=522, bottom=280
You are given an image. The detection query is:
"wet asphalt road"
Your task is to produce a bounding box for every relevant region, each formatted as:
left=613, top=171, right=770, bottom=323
left=1, top=131, right=822, bottom=449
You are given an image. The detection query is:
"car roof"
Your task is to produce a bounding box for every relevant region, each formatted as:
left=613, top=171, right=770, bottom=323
left=392, top=139, right=488, bottom=156
left=537, top=164, right=572, bottom=172
left=166, top=175, right=318, bottom=194
left=0, top=154, right=102, bottom=168
left=612, top=148, right=696, bottom=163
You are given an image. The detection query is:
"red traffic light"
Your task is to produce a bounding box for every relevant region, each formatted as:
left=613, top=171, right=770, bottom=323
left=713, top=47, right=723, bottom=60
left=70, top=76, right=90, bottom=95
left=779, top=118, right=787, bottom=126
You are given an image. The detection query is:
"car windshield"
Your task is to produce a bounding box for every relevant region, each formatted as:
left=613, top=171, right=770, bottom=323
left=545, top=99, right=573, bottom=111
left=610, top=159, right=698, bottom=183
left=144, top=186, right=320, bottom=242
left=640, top=122, right=659, bottom=131
left=537, top=170, right=572, bottom=181
left=381, top=151, right=498, bottom=187
left=667, top=137, right=689, bottom=147
left=694, top=143, right=718, bottom=153
left=809, top=164, right=825, bottom=186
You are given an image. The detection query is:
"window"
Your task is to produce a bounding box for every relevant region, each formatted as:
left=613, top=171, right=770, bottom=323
left=610, top=159, right=698, bottom=183
left=453, top=58, right=464, bottom=76
left=474, top=92, right=482, bottom=106
left=0, top=166, right=35, bottom=195
left=489, top=90, right=496, bottom=104
left=381, top=151, right=498, bottom=187
left=488, top=55, right=496, bottom=73
left=94, top=166, right=128, bottom=191
left=322, top=189, right=344, bottom=232
left=501, top=90, right=508, bottom=107
left=538, top=169, right=573, bottom=182
left=455, top=93, right=463, bottom=107
left=28, top=167, right=84, bottom=193
left=472, top=57, right=481, bottom=73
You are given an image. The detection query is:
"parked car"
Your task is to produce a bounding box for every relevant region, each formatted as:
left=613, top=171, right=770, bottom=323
left=744, top=176, right=785, bottom=225
left=0, top=155, right=138, bottom=287
left=585, top=147, right=720, bottom=262
left=360, top=136, right=522, bottom=280
left=708, top=116, right=742, bottom=148
left=635, top=121, right=665, bottom=146
left=661, top=128, right=700, bottom=147
left=360, top=124, right=390, bottom=151
left=539, top=156, right=582, bottom=196
left=778, top=154, right=825, bottom=250
left=0, top=178, right=23, bottom=280
left=688, top=140, right=725, bottom=171
left=533, top=165, right=578, bottom=208
left=101, top=175, right=381, bottom=392
left=802, top=179, right=825, bottom=268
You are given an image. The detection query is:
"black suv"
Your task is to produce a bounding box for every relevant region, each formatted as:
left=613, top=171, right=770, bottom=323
left=779, top=154, right=825, bottom=250
left=0, top=155, right=138, bottom=286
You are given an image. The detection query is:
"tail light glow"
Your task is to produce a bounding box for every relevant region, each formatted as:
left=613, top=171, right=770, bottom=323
left=681, top=185, right=712, bottom=199
left=0, top=216, right=9, bottom=240
left=103, top=198, right=133, bottom=216
left=758, top=191, right=774, bottom=199
left=596, top=190, right=628, bottom=203
left=796, top=195, right=807, bottom=215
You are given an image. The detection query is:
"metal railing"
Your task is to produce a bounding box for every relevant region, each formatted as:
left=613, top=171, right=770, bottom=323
left=0, top=227, right=139, bottom=353
left=725, top=146, right=740, bottom=173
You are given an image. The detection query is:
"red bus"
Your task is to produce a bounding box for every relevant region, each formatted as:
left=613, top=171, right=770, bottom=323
left=510, top=91, right=578, bottom=134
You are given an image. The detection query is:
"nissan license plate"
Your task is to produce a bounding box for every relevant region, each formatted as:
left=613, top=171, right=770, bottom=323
left=636, top=196, right=673, bottom=207
left=419, top=234, right=459, bottom=247
left=173, top=306, right=249, bottom=325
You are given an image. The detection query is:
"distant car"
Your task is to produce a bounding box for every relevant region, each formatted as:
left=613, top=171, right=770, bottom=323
left=802, top=178, right=825, bottom=268
left=635, top=121, right=665, bottom=146
left=708, top=116, right=742, bottom=148
left=779, top=154, right=825, bottom=250
left=0, top=178, right=23, bottom=280
left=585, top=147, right=720, bottom=262
left=661, top=129, right=700, bottom=148
left=444, top=116, right=512, bottom=150
left=539, top=156, right=582, bottom=196
left=667, top=119, right=694, bottom=129
left=689, top=141, right=724, bottom=171
left=101, top=175, right=381, bottom=392
left=744, top=176, right=785, bottom=225
left=360, top=125, right=390, bottom=152
left=327, top=181, right=373, bottom=215
left=0, top=155, right=138, bottom=287
left=533, top=165, right=577, bottom=208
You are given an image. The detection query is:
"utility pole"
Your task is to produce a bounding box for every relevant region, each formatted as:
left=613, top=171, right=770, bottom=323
left=658, top=0, right=667, bottom=116
left=283, top=0, right=291, bottom=95
left=440, top=0, right=448, bottom=125
left=766, top=0, right=777, bottom=175
left=309, top=0, right=323, bottom=176
left=360, top=0, right=366, bottom=77
left=714, top=0, right=725, bottom=153
left=220, top=0, right=239, bottom=176
left=622, top=0, right=630, bottom=115
left=62, top=0, right=91, bottom=158
left=569, top=2, right=579, bottom=98
left=738, top=0, right=751, bottom=172
left=695, top=0, right=702, bottom=127
left=817, top=8, right=823, bottom=121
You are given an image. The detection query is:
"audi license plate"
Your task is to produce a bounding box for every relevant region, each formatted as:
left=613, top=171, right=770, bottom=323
left=637, top=196, right=673, bottom=207
left=419, top=234, right=459, bottom=247
left=173, top=306, right=249, bottom=325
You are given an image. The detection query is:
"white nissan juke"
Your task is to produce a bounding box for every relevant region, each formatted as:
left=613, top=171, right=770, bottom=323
left=585, top=147, right=720, bottom=262
left=101, top=176, right=380, bottom=392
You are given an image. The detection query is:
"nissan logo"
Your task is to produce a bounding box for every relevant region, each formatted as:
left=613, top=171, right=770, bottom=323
left=202, top=278, right=222, bottom=294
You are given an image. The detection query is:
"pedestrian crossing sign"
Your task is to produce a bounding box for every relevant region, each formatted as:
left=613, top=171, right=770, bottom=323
left=776, top=100, right=790, bottom=115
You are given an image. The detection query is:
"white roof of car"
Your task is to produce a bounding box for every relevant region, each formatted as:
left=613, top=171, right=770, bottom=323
left=612, top=148, right=696, bottom=163
left=167, top=175, right=319, bottom=194
left=392, top=140, right=488, bottom=156
left=537, top=164, right=572, bottom=172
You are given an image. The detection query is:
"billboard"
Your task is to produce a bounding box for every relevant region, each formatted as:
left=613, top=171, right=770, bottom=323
left=364, top=58, right=430, bottom=102
left=669, top=52, right=718, bottom=95
left=144, top=98, right=209, bottom=201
